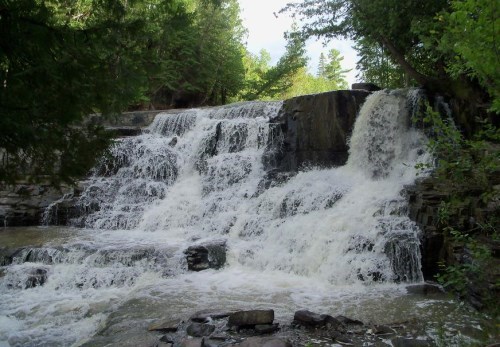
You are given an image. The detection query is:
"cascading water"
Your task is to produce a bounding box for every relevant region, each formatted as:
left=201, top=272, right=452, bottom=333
left=0, top=91, right=455, bottom=346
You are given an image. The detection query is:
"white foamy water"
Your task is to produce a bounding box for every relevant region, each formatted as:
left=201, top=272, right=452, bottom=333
left=1, top=92, right=471, bottom=346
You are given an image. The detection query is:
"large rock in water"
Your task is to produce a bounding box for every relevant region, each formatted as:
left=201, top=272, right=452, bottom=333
left=184, top=241, right=227, bottom=271
left=274, top=90, right=370, bottom=171
left=228, top=309, right=274, bottom=327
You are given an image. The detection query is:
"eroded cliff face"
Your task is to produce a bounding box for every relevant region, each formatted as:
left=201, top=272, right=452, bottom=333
left=0, top=90, right=371, bottom=227
left=406, top=173, right=500, bottom=311
left=274, top=90, right=370, bottom=171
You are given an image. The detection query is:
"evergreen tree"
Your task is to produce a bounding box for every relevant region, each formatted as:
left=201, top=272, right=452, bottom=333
left=317, top=53, right=327, bottom=78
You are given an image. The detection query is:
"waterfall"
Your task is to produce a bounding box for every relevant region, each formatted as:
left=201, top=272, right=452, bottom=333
left=0, top=91, right=434, bottom=346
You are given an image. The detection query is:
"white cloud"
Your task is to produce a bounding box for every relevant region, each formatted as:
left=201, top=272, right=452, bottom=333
left=238, top=0, right=360, bottom=87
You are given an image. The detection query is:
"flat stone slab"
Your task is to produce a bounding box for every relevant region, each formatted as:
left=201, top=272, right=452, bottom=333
left=228, top=310, right=274, bottom=327
left=147, top=318, right=182, bottom=332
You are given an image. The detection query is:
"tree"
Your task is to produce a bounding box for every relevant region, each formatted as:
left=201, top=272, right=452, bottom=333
left=324, top=49, right=349, bottom=89
left=317, top=53, right=326, bottom=78
left=281, top=0, right=497, bottom=132
left=354, top=38, right=407, bottom=88
left=239, top=25, right=308, bottom=100
left=0, top=0, right=150, bottom=185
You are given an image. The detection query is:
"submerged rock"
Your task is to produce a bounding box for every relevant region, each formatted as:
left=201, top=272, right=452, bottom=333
left=184, top=241, right=227, bottom=272
left=228, top=310, right=274, bottom=327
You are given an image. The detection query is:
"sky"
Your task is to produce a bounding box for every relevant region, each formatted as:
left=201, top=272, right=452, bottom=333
left=238, top=0, right=360, bottom=87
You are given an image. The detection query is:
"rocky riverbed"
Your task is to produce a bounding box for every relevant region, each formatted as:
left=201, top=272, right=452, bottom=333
left=83, top=303, right=499, bottom=347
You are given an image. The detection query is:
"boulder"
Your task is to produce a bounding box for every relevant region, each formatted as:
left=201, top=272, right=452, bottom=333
left=184, top=241, right=227, bottom=272
left=25, top=268, right=48, bottom=288
left=186, top=322, right=216, bottom=337
left=228, top=310, right=274, bottom=327
left=293, top=310, right=342, bottom=328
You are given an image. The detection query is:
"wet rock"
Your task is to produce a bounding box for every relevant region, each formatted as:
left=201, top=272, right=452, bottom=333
left=25, top=268, right=47, bottom=288
left=228, top=310, right=274, bottom=327
left=255, top=324, right=279, bottom=334
left=391, top=337, right=432, bottom=347
left=169, top=137, right=178, bottom=147
left=293, top=310, right=342, bottom=329
left=148, top=318, right=182, bottom=332
left=372, top=325, right=396, bottom=335
left=238, top=337, right=292, bottom=347
left=331, top=332, right=353, bottom=345
left=334, top=315, right=364, bottom=326
left=406, top=283, right=445, bottom=295
left=186, top=322, right=216, bottom=337
left=160, top=334, right=175, bottom=343
left=0, top=248, right=15, bottom=266
left=180, top=338, right=204, bottom=347
left=190, top=309, right=233, bottom=322
left=185, top=241, right=227, bottom=271
left=276, top=90, right=370, bottom=171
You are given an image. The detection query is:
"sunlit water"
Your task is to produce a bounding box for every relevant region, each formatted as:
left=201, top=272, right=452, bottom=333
left=0, top=92, right=492, bottom=346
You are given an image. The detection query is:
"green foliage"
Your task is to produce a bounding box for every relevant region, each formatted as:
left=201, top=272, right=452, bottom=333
left=418, top=0, right=500, bottom=112
left=0, top=0, right=248, bottom=184
left=421, top=103, right=499, bottom=190
left=238, top=27, right=308, bottom=101
left=419, top=104, right=499, bottom=308
left=0, top=0, right=145, bottom=185
left=436, top=228, right=492, bottom=295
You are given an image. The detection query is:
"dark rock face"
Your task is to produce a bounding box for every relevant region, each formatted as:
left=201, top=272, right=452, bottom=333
left=228, top=310, right=274, bottom=327
left=273, top=90, right=370, bottom=171
left=0, top=248, right=15, bottom=266
left=0, top=183, right=75, bottom=227
left=351, top=83, right=381, bottom=92
left=184, top=241, right=227, bottom=272
left=406, top=176, right=500, bottom=310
